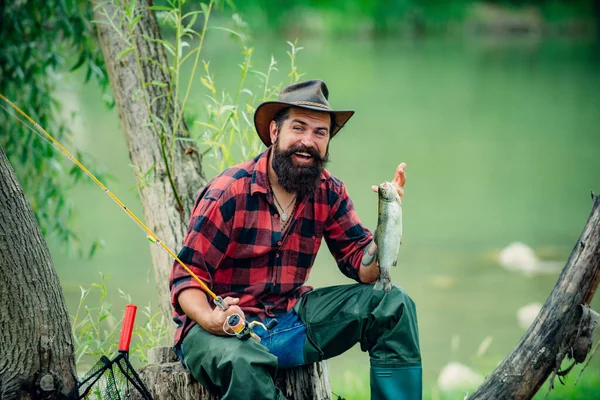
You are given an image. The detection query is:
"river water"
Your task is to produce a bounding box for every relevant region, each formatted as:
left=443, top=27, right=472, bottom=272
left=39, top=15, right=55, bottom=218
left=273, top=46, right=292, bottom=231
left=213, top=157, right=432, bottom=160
left=50, top=34, right=600, bottom=397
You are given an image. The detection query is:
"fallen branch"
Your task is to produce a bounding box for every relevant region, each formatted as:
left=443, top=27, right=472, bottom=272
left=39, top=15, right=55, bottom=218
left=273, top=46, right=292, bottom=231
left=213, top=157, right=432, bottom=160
left=470, top=194, right=600, bottom=399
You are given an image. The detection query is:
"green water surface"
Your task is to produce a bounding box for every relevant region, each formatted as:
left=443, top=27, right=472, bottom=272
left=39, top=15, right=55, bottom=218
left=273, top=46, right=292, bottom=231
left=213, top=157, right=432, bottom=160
left=50, top=35, right=600, bottom=397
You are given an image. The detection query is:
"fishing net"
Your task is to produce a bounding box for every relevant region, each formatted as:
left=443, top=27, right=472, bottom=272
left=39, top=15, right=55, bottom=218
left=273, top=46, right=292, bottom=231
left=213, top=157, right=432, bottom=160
left=69, top=305, right=153, bottom=400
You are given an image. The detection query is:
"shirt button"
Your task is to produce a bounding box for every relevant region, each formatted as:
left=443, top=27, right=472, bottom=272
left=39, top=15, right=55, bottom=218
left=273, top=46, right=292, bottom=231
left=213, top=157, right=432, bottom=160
left=276, top=253, right=280, bottom=258
left=274, top=214, right=279, bottom=219
left=277, top=241, right=282, bottom=246
left=312, top=235, right=316, bottom=240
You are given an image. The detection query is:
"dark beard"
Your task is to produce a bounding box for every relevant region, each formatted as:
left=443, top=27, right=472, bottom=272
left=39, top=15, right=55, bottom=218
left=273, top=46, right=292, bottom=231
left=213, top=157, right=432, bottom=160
left=271, top=142, right=328, bottom=199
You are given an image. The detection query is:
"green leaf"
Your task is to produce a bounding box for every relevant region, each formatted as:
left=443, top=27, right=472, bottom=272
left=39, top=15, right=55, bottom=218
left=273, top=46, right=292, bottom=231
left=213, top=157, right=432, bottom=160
left=184, top=12, right=199, bottom=30
left=129, top=0, right=137, bottom=17
left=117, top=47, right=134, bottom=60
left=150, top=5, right=172, bottom=11
left=131, top=15, right=142, bottom=29
left=70, top=52, right=87, bottom=72
left=147, top=80, right=167, bottom=88
left=218, top=105, right=236, bottom=116
left=194, top=121, right=219, bottom=130
left=162, top=41, right=176, bottom=57
left=88, top=239, right=106, bottom=259
left=208, top=26, right=246, bottom=44
left=93, top=1, right=109, bottom=11
left=200, top=3, right=209, bottom=15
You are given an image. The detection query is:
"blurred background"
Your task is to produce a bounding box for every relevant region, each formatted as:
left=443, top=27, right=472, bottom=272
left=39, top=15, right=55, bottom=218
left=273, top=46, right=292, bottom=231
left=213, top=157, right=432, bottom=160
left=3, top=0, right=600, bottom=399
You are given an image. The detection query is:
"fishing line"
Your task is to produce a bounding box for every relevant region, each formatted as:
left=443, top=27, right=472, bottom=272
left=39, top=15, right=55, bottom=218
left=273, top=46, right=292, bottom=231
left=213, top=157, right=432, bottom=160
left=0, top=103, right=58, bottom=149
left=0, top=93, right=228, bottom=310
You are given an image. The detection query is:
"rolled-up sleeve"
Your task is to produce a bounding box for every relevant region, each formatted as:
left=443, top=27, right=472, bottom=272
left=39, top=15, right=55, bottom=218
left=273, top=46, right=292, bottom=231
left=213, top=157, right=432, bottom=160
left=169, top=187, right=232, bottom=314
left=324, top=182, right=373, bottom=282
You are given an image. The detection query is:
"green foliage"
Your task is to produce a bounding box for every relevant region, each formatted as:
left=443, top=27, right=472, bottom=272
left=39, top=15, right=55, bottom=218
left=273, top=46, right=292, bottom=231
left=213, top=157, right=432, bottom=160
left=94, top=0, right=232, bottom=209
left=231, top=0, right=474, bottom=35
left=188, top=39, right=304, bottom=173
left=229, top=0, right=594, bottom=36
left=96, top=0, right=304, bottom=181
left=0, top=0, right=109, bottom=254
left=71, top=273, right=168, bottom=369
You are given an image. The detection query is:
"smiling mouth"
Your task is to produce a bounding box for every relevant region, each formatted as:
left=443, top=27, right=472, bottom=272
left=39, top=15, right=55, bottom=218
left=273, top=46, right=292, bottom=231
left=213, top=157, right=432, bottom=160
left=293, top=151, right=313, bottom=161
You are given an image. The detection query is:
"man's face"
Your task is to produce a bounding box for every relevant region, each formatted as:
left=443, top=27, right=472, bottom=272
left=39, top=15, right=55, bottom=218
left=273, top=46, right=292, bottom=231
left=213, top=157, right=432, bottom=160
left=270, top=108, right=331, bottom=197
left=271, top=107, right=331, bottom=163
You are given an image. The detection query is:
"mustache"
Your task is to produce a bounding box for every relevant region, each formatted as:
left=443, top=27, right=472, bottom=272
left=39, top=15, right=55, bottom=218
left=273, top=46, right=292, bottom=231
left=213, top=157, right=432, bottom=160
left=281, top=144, right=323, bottom=161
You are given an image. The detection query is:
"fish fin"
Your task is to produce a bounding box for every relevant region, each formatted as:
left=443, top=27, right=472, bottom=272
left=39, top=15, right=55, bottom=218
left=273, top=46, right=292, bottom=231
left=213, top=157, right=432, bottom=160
left=385, top=281, right=392, bottom=293
left=393, top=259, right=397, bottom=267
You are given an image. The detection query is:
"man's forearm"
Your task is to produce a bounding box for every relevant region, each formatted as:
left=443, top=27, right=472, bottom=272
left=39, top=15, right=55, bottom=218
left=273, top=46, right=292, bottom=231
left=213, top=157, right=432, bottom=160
left=358, top=240, right=379, bottom=284
left=179, top=288, right=213, bottom=329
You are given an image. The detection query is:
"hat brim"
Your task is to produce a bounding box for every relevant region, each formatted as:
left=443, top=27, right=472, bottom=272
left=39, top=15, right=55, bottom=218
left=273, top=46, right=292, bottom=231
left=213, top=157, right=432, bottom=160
left=254, top=101, right=355, bottom=147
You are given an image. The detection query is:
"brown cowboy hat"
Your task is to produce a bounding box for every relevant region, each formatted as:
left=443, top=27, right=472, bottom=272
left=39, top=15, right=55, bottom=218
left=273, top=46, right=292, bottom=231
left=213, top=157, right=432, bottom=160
left=254, top=80, right=355, bottom=147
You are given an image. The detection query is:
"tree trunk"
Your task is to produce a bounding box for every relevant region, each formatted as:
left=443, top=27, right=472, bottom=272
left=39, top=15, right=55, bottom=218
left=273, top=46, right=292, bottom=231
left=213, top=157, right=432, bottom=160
left=93, top=0, right=205, bottom=320
left=470, top=194, right=600, bottom=399
left=0, top=144, right=77, bottom=399
left=92, top=1, right=331, bottom=398
left=135, top=347, right=332, bottom=400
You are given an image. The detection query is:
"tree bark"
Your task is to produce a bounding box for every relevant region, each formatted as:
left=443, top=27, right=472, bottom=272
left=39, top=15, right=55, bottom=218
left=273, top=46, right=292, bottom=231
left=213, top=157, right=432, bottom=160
left=135, top=347, right=332, bottom=400
left=93, top=0, right=205, bottom=320
left=470, top=194, right=600, bottom=399
left=92, top=1, right=331, bottom=398
left=0, top=145, right=76, bottom=399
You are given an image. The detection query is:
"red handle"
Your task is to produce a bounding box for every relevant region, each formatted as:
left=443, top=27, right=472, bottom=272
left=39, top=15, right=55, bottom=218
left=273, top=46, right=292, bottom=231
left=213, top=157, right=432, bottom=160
left=118, top=304, right=137, bottom=352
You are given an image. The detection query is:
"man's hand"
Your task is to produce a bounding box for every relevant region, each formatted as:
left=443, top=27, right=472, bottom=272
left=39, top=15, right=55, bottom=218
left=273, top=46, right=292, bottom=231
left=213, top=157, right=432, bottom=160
left=371, top=162, right=407, bottom=200
left=359, top=240, right=379, bottom=284
left=203, top=296, right=245, bottom=336
left=179, top=289, right=245, bottom=336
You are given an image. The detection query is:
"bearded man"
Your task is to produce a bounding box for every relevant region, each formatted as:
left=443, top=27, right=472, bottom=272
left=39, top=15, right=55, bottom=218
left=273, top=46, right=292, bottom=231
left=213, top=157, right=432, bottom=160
left=169, top=80, right=422, bottom=399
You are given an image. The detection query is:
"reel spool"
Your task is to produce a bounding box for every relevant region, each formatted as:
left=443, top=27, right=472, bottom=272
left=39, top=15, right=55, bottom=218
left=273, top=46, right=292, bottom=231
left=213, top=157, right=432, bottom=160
left=225, top=314, right=278, bottom=341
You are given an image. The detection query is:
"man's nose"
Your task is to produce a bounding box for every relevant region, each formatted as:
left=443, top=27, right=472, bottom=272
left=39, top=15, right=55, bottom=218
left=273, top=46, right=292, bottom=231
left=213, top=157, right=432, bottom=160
left=300, top=134, right=314, bottom=148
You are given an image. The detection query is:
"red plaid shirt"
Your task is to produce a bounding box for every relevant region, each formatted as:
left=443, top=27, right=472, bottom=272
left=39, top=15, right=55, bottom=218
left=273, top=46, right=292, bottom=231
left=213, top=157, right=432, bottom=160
left=170, top=148, right=373, bottom=345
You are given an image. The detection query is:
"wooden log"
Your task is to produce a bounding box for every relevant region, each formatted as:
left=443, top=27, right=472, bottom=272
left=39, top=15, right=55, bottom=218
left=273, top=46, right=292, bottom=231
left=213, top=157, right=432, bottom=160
left=469, top=194, right=600, bottom=399
left=135, top=347, right=332, bottom=400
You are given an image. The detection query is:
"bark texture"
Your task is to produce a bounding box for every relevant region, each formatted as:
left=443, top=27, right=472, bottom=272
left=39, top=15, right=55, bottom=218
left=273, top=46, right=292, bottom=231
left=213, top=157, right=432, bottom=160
left=135, top=347, right=332, bottom=400
left=93, top=0, right=205, bottom=320
left=470, top=194, right=600, bottom=399
left=92, top=1, right=331, bottom=397
left=0, top=145, right=76, bottom=399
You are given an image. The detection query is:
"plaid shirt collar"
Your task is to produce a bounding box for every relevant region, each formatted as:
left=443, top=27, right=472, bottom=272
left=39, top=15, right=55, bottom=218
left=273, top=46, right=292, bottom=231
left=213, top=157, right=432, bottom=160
left=250, top=146, right=327, bottom=197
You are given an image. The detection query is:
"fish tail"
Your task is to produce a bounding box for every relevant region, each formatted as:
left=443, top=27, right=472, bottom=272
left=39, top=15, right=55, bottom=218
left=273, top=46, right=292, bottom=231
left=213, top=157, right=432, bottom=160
left=384, top=281, right=392, bottom=293
left=374, top=279, right=385, bottom=291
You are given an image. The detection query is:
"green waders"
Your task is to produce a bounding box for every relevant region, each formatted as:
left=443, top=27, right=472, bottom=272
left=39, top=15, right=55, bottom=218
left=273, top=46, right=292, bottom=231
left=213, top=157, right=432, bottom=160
left=181, top=284, right=421, bottom=399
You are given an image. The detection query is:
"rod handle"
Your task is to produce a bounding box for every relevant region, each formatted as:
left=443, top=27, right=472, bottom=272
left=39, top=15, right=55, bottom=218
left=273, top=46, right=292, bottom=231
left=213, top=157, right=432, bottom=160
left=265, top=319, right=278, bottom=330
left=118, top=304, right=137, bottom=352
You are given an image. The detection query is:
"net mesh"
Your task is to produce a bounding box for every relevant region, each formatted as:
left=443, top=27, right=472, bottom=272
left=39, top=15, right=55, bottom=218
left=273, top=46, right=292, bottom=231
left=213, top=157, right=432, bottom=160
left=69, top=353, right=152, bottom=400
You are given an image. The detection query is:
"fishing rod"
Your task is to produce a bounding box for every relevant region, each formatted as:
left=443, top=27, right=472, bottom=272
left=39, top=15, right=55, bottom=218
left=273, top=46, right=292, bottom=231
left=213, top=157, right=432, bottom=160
left=1, top=94, right=278, bottom=340
left=0, top=93, right=234, bottom=308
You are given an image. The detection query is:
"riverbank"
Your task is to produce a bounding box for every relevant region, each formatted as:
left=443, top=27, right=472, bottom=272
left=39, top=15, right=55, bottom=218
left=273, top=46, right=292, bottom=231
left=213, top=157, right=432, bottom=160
left=229, top=1, right=597, bottom=38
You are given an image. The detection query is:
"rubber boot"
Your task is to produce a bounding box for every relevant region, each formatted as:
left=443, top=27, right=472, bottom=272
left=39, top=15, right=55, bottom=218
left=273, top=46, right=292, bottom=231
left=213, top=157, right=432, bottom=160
left=370, top=365, right=422, bottom=400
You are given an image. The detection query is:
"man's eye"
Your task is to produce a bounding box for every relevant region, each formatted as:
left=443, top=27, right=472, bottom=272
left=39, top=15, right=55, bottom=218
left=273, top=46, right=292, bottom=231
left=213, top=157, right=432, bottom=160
left=293, top=126, right=302, bottom=131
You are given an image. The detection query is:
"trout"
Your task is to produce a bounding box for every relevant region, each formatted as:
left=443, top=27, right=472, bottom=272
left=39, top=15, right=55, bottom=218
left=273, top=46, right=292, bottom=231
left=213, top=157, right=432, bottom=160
left=374, top=181, right=403, bottom=292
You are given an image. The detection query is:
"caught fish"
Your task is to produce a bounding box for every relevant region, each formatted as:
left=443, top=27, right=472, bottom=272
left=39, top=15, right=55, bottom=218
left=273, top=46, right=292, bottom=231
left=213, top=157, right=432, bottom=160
left=374, top=181, right=403, bottom=292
